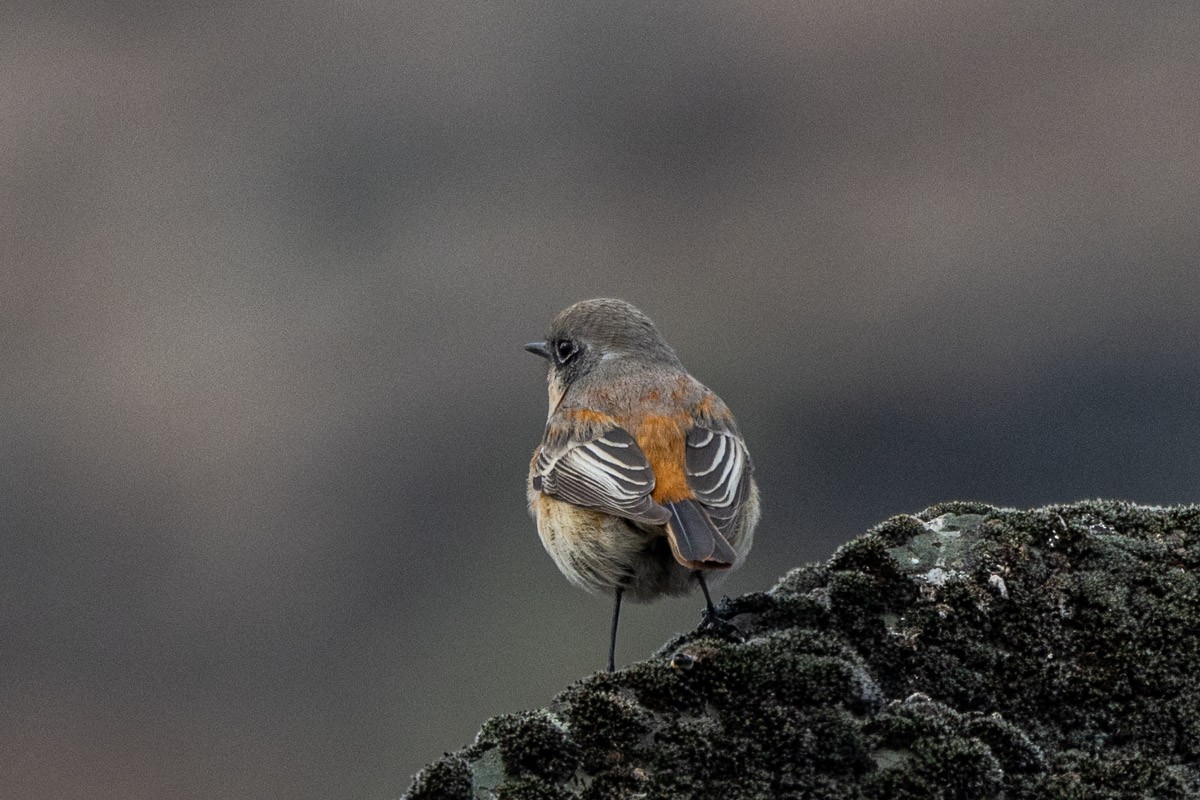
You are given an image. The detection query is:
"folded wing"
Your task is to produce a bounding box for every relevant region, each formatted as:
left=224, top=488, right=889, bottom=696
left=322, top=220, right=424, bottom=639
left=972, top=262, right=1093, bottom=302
left=685, top=426, right=753, bottom=538
left=534, top=428, right=671, bottom=526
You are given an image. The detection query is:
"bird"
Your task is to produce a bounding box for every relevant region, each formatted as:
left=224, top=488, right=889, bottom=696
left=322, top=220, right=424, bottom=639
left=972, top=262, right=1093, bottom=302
left=525, top=298, right=759, bottom=672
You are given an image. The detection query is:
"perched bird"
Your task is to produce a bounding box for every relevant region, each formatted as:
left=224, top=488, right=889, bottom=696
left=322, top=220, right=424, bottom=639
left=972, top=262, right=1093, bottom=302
left=525, top=298, right=759, bottom=671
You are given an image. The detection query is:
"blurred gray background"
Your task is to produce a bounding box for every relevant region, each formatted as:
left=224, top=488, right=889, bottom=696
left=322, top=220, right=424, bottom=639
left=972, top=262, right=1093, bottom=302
left=4, top=1, right=1199, bottom=798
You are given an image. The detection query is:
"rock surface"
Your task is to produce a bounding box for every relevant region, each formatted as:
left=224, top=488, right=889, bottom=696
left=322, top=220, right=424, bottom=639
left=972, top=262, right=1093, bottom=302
left=403, top=501, right=1200, bottom=799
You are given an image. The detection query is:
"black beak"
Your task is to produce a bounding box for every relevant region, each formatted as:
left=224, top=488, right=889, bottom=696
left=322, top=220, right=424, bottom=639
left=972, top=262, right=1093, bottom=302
left=524, top=341, right=550, bottom=358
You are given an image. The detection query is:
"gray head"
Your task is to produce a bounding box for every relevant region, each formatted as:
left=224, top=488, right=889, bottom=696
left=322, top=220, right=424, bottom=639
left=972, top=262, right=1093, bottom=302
left=525, top=299, right=680, bottom=385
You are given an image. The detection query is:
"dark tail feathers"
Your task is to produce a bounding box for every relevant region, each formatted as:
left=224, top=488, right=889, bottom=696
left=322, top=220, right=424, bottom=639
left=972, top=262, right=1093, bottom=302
left=665, top=500, right=737, bottom=569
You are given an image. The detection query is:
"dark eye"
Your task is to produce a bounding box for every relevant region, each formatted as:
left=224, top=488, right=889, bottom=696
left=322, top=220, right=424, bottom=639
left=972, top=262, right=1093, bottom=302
left=553, top=338, right=579, bottom=364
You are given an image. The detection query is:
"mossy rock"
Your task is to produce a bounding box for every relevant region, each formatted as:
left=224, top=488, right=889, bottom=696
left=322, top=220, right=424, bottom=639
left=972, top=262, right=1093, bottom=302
left=403, top=501, right=1200, bottom=799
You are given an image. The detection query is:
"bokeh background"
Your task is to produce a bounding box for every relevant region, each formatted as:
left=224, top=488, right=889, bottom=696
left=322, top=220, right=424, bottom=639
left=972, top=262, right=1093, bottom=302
left=5, top=2, right=1199, bottom=798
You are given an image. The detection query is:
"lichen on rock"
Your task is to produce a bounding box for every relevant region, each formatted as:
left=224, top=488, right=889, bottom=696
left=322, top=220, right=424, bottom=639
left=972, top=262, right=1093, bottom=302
left=403, top=501, right=1200, bottom=799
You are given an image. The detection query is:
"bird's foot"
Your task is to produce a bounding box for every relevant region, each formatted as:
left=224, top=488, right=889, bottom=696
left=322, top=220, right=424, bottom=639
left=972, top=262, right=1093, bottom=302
left=693, top=573, right=744, bottom=641
left=697, top=601, right=744, bottom=642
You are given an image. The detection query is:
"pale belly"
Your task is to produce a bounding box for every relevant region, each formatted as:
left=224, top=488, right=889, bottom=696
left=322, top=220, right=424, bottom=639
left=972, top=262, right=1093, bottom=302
left=531, top=492, right=697, bottom=601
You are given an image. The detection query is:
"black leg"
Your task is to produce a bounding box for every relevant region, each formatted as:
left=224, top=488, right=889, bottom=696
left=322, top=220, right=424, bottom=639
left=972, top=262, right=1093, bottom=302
left=695, top=573, right=743, bottom=640
left=608, top=587, right=623, bottom=673
left=696, top=572, right=720, bottom=618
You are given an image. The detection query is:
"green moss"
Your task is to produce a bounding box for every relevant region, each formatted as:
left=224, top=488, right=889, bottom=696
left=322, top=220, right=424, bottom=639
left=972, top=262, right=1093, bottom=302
left=477, top=711, right=578, bottom=783
left=863, top=699, right=1012, bottom=798
left=616, top=658, right=706, bottom=716
left=578, top=772, right=643, bottom=800
left=916, top=500, right=1004, bottom=519
left=402, top=501, right=1200, bottom=799
left=496, top=777, right=575, bottom=800
left=827, top=535, right=918, bottom=639
left=1033, top=751, right=1190, bottom=799
left=560, top=687, right=649, bottom=773
left=963, top=713, right=1044, bottom=775
left=771, top=563, right=832, bottom=596
left=405, top=754, right=472, bottom=800
left=869, top=514, right=930, bottom=548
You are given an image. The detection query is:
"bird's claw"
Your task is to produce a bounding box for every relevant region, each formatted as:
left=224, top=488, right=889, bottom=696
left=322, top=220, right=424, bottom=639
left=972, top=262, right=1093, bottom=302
left=698, top=605, right=744, bottom=641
